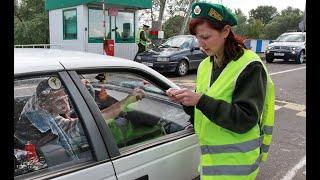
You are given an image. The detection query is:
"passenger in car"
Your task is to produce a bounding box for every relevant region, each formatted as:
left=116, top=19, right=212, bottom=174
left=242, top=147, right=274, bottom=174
left=81, top=76, right=166, bottom=146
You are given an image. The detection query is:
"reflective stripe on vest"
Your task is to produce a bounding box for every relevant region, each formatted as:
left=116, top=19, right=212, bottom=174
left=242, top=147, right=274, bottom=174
left=136, top=29, right=147, bottom=46
left=263, top=125, right=273, bottom=135
left=201, top=136, right=262, bottom=154
left=202, top=155, right=262, bottom=176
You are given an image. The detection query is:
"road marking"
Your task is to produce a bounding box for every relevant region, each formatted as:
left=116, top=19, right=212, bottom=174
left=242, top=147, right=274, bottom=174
left=283, top=103, right=305, bottom=111
left=275, top=105, right=282, bottom=110
left=270, top=67, right=306, bottom=76
left=296, top=111, right=306, bottom=118
left=280, top=156, right=306, bottom=180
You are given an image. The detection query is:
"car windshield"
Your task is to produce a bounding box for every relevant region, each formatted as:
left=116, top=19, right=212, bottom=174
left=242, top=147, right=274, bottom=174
left=276, top=33, right=305, bottom=42
left=161, top=36, right=193, bottom=49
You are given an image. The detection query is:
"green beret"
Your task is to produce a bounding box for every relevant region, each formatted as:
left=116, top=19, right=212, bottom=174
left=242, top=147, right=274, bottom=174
left=191, top=2, right=237, bottom=26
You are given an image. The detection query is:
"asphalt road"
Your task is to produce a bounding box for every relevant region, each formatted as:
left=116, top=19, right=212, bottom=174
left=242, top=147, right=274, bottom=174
left=166, top=58, right=306, bottom=180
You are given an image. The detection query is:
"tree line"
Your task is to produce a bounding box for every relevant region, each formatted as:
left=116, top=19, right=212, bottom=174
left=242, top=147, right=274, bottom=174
left=162, top=4, right=304, bottom=40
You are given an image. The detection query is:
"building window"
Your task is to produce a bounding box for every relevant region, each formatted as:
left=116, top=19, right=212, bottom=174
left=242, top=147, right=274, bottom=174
left=114, top=12, right=135, bottom=43
left=88, top=8, right=110, bottom=43
left=63, top=9, right=77, bottom=40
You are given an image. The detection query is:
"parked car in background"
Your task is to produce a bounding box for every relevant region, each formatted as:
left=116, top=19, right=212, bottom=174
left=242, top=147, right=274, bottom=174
left=134, top=35, right=207, bottom=76
left=265, top=32, right=306, bottom=64
left=14, top=48, right=200, bottom=180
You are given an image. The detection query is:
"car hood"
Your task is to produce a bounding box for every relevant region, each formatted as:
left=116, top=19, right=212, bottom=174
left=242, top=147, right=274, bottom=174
left=139, top=47, right=189, bottom=57
left=269, top=41, right=305, bottom=47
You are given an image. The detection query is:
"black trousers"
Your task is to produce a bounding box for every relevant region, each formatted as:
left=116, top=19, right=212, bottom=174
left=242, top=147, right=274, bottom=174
left=137, top=43, right=146, bottom=54
left=134, top=43, right=146, bottom=61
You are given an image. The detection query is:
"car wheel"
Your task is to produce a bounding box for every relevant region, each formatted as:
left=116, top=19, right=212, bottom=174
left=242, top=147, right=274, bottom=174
left=295, top=51, right=305, bottom=64
left=266, top=57, right=274, bottom=63
left=175, top=60, right=189, bottom=76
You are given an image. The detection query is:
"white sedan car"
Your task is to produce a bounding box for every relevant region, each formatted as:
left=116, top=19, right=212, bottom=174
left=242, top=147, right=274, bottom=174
left=14, top=48, right=200, bottom=180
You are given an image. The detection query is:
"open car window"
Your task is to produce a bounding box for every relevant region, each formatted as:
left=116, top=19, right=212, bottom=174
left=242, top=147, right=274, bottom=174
left=79, top=71, right=192, bottom=151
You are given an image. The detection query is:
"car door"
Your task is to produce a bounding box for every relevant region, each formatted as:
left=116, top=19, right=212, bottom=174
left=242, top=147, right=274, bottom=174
left=14, top=71, right=117, bottom=180
left=71, top=68, right=201, bottom=180
left=188, top=38, right=207, bottom=70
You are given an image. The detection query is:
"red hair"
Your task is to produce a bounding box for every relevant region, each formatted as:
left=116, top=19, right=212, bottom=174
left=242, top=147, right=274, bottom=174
left=189, top=18, right=247, bottom=62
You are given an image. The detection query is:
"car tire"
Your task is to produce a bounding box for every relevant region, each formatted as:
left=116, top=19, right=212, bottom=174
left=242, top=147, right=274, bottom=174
left=295, top=51, right=305, bottom=64
left=175, top=60, right=189, bottom=76
left=266, top=57, right=274, bottom=63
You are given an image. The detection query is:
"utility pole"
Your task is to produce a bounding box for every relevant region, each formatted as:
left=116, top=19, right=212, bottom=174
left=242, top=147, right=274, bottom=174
left=103, top=0, right=106, bottom=40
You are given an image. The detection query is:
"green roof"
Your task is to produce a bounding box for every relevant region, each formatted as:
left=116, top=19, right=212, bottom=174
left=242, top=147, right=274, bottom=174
left=45, top=0, right=152, bottom=11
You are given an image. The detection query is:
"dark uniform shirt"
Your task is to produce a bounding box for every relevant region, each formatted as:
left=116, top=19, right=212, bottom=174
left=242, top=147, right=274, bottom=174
left=183, top=56, right=267, bottom=134
left=140, top=30, right=148, bottom=42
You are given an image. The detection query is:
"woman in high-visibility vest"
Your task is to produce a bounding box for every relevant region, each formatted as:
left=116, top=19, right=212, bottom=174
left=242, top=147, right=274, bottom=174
left=166, top=2, right=275, bottom=180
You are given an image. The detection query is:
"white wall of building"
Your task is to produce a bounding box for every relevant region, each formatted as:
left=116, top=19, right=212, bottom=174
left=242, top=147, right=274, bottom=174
left=49, top=5, right=87, bottom=51
left=49, top=5, right=139, bottom=60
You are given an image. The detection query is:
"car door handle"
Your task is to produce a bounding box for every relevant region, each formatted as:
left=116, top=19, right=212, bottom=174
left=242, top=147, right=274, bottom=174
left=135, top=175, right=148, bottom=180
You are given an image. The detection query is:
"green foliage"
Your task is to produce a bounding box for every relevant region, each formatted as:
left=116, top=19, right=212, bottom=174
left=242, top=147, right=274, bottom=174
left=232, top=9, right=250, bottom=37
left=247, top=19, right=265, bottom=39
left=264, top=7, right=303, bottom=39
left=232, top=6, right=303, bottom=40
left=163, top=15, right=185, bottom=39
left=249, top=6, right=278, bottom=25
left=14, top=0, right=49, bottom=44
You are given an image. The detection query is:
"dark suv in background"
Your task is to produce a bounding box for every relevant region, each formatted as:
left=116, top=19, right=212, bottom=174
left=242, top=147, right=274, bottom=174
left=134, top=35, right=207, bottom=76
left=265, top=32, right=306, bottom=64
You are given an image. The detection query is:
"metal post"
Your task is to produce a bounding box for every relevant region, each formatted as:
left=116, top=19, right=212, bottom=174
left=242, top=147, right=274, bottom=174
left=103, top=0, right=106, bottom=40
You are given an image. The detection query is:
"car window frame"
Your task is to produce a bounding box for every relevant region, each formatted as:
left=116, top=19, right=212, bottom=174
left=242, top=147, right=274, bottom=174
left=14, top=70, right=111, bottom=179
left=69, top=67, right=195, bottom=159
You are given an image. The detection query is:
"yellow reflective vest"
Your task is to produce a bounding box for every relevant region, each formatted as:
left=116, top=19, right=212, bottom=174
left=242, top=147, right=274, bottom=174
left=195, top=49, right=275, bottom=180
left=135, top=29, right=148, bottom=46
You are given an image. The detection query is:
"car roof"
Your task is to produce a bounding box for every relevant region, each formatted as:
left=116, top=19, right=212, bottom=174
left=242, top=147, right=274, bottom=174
left=14, top=48, right=178, bottom=87
left=281, top=32, right=306, bottom=35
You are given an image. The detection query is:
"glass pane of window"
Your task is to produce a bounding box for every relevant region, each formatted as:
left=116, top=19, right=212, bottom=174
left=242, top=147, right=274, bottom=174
left=115, top=12, right=135, bottom=43
left=79, top=72, right=191, bottom=150
left=14, top=75, right=93, bottom=177
left=89, top=8, right=110, bottom=43
left=63, top=9, right=77, bottom=40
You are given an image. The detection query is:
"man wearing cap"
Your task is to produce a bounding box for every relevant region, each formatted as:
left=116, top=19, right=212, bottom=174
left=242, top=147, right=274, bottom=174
left=166, top=2, right=275, bottom=179
left=14, top=77, right=89, bottom=165
left=136, top=24, right=151, bottom=54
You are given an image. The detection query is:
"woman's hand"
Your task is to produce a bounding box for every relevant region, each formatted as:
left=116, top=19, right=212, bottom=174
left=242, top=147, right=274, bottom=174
left=166, top=88, right=202, bottom=106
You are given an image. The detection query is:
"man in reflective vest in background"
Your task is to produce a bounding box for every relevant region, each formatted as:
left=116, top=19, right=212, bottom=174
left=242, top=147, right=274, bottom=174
left=136, top=24, right=151, bottom=54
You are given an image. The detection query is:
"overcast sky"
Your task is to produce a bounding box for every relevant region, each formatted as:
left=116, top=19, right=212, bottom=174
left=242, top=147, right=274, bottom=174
left=208, top=0, right=306, bottom=16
